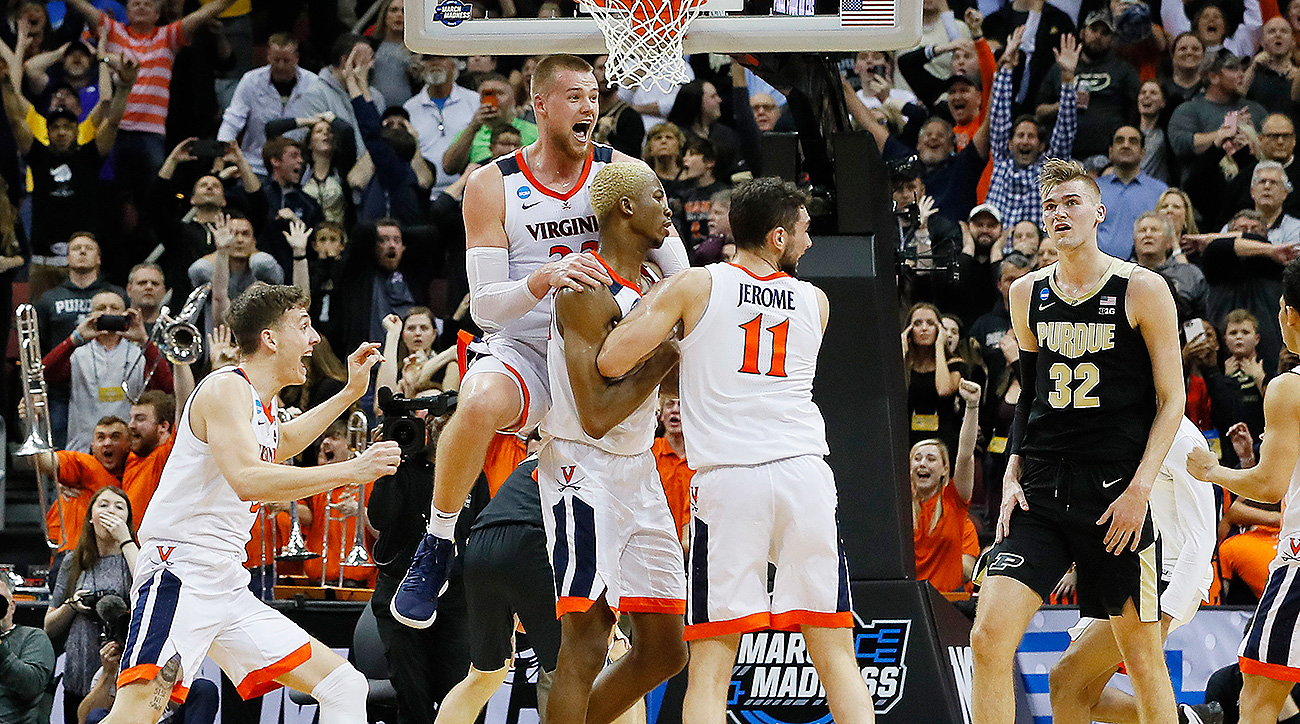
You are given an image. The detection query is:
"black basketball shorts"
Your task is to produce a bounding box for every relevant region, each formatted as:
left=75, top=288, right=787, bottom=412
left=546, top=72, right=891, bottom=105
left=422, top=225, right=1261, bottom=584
left=982, top=457, right=1163, bottom=622
left=463, top=523, right=562, bottom=672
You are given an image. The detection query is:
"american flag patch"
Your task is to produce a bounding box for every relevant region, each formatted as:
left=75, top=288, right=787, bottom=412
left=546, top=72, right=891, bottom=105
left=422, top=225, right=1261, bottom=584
left=841, top=0, right=895, bottom=26
left=1100, top=295, right=1116, bottom=306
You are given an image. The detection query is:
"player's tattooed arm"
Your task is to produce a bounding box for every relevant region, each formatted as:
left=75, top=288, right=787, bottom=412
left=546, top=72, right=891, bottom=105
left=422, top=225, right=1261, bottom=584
left=557, top=287, right=677, bottom=439
left=1188, top=373, right=1300, bottom=504
left=598, top=268, right=712, bottom=378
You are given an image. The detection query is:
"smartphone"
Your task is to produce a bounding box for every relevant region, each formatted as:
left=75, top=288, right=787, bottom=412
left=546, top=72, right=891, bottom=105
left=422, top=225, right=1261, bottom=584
left=481, top=88, right=500, bottom=111
left=1183, top=317, right=1206, bottom=345
left=191, top=139, right=227, bottom=157
left=96, top=314, right=130, bottom=332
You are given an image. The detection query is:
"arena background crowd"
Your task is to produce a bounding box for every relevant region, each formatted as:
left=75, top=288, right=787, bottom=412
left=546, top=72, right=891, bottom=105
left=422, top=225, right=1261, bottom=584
left=2, top=0, right=1300, bottom=722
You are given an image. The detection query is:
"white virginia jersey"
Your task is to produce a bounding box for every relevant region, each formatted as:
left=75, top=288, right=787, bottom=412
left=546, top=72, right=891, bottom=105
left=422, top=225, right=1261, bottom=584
left=543, top=258, right=656, bottom=455
left=489, top=143, right=615, bottom=355
left=1274, top=368, right=1300, bottom=569
left=1149, top=417, right=1216, bottom=605
left=679, top=262, right=829, bottom=469
left=137, top=366, right=279, bottom=559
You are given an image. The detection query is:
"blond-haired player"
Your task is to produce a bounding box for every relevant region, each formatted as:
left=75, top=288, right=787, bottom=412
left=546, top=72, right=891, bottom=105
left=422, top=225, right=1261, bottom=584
left=1188, top=260, right=1300, bottom=724
left=972, top=159, right=1185, bottom=724
left=541, top=162, right=686, bottom=724
left=392, top=55, right=688, bottom=628
left=99, top=285, right=402, bottom=724
left=597, top=177, right=876, bottom=724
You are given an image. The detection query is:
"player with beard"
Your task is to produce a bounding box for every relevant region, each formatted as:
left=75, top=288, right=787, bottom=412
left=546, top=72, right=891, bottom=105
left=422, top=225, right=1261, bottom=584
left=971, top=159, right=1184, bottom=724
left=597, top=177, right=876, bottom=724
left=99, top=285, right=402, bottom=724
left=392, top=54, right=689, bottom=628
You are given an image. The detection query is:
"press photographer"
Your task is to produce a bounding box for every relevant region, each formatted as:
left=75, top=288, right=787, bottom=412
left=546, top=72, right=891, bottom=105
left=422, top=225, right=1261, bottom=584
left=368, top=387, right=484, bottom=724
left=44, top=487, right=137, bottom=724
left=0, top=574, right=55, bottom=724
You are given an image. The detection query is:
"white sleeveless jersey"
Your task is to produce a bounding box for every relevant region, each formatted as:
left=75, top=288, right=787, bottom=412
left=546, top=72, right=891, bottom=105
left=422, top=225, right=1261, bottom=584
left=542, top=258, right=656, bottom=455
left=1274, top=368, right=1300, bottom=569
left=679, top=263, right=829, bottom=469
left=137, top=366, right=279, bottom=559
left=489, top=144, right=615, bottom=355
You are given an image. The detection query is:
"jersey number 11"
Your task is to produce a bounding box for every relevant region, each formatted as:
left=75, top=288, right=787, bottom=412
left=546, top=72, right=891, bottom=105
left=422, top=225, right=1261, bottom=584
left=739, top=315, right=789, bottom=377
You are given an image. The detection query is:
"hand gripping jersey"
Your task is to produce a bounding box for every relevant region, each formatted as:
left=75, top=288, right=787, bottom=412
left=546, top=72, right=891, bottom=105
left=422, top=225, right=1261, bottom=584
left=678, top=263, right=829, bottom=469
left=542, top=257, right=655, bottom=455
left=1022, top=259, right=1157, bottom=462
left=137, top=366, right=279, bottom=559
left=488, top=144, right=615, bottom=355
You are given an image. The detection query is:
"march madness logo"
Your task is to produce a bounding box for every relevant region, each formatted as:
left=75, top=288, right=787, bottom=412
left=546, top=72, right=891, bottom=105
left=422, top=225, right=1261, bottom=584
left=728, top=619, right=911, bottom=723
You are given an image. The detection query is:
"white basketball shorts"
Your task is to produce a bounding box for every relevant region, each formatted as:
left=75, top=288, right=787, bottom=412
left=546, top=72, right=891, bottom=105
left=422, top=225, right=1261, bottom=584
left=117, top=542, right=313, bottom=703
left=460, top=334, right=551, bottom=433
left=538, top=437, right=686, bottom=617
left=686, top=455, right=853, bottom=641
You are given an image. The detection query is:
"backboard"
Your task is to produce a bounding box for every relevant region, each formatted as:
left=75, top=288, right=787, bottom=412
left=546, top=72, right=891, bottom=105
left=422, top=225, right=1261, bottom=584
left=405, top=0, right=922, bottom=57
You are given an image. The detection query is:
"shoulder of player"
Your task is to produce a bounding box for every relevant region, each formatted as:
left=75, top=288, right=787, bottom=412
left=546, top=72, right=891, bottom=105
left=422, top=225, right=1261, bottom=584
left=610, top=149, right=649, bottom=167
left=664, top=266, right=712, bottom=297
left=554, top=285, right=618, bottom=334
left=191, top=372, right=253, bottom=413
left=1265, top=371, right=1300, bottom=403
left=1123, top=265, right=1176, bottom=309
left=1008, top=267, right=1048, bottom=303
left=465, top=160, right=504, bottom=189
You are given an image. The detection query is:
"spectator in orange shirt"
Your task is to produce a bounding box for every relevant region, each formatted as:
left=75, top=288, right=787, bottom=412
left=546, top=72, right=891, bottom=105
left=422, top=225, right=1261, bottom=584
left=120, top=390, right=175, bottom=529
left=35, top=416, right=131, bottom=590
left=651, top=394, right=693, bottom=544
left=912, top=380, right=981, bottom=594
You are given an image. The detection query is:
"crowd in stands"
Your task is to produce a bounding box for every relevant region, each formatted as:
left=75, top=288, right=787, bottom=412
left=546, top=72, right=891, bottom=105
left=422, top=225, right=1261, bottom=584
left=2, top=0, right=1300, bottom=721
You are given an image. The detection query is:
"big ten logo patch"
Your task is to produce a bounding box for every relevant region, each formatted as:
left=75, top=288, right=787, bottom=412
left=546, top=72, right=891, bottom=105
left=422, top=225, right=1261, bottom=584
left=728, top=619, right=912, bottom=722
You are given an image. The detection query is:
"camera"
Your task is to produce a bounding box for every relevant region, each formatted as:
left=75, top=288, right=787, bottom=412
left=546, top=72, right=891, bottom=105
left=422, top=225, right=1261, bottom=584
left=96, top=314, right=130, bottom=332
left=79, top=591, right=130, bottom=644
left=377, top=387, right=458, bottom=459
left=893, top=201, right=920, bottom=226
left=190, top=139, right=227, bottom=157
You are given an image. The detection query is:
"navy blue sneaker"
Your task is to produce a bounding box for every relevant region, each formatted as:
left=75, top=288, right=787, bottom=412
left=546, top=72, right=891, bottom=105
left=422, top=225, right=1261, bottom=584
left=390, top=533, right=453, bottom=629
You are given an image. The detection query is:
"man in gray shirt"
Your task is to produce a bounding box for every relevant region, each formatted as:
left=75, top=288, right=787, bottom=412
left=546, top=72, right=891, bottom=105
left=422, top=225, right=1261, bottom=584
left=1168, top=50, right=1268, bottom=164
left=0, top=576, right=55, bottom=724
left=297, top=33, right=386, bottom=155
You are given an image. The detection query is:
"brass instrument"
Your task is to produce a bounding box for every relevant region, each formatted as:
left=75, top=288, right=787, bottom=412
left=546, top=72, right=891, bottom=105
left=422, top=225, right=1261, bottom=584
left=322, top=412, right=374, bottom=586
left=14, top=304, right=60, bottom=550
left=130, top=283, right=211, bottom=402
left=277, top=501, right=318, bottom=562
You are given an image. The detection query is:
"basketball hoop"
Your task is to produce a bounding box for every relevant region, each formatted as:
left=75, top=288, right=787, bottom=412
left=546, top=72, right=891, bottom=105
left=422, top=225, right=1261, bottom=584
left=582, top=0, right=707, bottom=93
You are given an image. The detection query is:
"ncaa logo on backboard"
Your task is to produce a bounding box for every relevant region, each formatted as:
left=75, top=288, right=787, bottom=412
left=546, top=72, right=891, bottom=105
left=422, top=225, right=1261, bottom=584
left=434, top=0, right=472, bottom=26
left=518, top=186, right=532, bottom=199
left=727, top=619, right=911, bottom=723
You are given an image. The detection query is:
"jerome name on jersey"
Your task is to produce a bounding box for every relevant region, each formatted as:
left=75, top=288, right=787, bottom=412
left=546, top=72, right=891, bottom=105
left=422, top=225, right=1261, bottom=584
left=740, top=282, right=797, bottom=310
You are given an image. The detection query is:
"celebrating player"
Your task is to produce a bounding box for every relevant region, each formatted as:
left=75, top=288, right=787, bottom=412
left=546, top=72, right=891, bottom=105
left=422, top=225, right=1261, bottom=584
left=1048, top=416, right=1218, bottom=724
left=391, top=54, right=688, bottom=629
left=541, top=162, right=686, bottom=724
left=99, top=285, right=402, bottom=724
left=597, top=177, right=877, bottom=724
left=972, top=158, right=1185, bottom=724
left=1187, top=260, right=1300, bottom=724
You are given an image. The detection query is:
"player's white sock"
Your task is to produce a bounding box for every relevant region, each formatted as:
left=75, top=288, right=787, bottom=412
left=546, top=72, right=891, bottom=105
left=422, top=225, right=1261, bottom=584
left=426, top=506, right=459, bottom=538
left=311, top=663, right=368, bottom=724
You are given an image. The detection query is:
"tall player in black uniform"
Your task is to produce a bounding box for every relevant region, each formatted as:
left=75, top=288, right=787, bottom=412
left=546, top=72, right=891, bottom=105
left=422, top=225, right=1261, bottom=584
left=970, top=159, right=1186, bottom=724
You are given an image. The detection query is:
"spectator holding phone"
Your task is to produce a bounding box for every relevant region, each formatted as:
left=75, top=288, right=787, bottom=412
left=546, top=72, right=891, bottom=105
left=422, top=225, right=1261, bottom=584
left=441, top=72, right=537, bottom=176
left=41, top=290, right=173, bottom=454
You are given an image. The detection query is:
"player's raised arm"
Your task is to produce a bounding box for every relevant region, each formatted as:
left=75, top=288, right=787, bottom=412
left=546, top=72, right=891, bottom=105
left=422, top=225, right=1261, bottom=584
left=1189, top=374, right=1300, bottom=503
left=1098, top=269, right=1186, bottom=554
left=556, top=288, right=678, bottom=439
left=598, top=267, right=711, bottom=378
left=193, top=375, right=400, bottom=501
left=463, top=164, right=611, bottom=333
left=276, top=341, right=383, bottom=459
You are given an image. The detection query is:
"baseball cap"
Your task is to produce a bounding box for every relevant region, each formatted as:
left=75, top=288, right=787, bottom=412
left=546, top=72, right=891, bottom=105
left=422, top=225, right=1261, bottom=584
left=969, top=203, right=1003, bottom=224
left=944, top=73, right=981, bottom=92
left=1083, top=9, right=1114, bottom=30
left=1203, top=48, right=1246, bottom=74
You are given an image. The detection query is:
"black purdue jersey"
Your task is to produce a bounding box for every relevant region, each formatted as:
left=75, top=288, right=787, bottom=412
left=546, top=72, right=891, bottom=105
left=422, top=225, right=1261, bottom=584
left=1022, top=260, right=1156, bottom=462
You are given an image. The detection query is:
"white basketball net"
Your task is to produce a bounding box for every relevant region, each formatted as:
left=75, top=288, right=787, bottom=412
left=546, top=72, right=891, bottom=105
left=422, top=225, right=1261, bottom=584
left=584, top=0, right=706, bottom=93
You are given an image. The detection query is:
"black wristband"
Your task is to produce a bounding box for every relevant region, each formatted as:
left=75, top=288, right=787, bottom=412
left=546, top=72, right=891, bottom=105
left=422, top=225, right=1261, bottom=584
left=119, top=539, right=136, bottom=551
left=293, top=254, right=307, bottom=261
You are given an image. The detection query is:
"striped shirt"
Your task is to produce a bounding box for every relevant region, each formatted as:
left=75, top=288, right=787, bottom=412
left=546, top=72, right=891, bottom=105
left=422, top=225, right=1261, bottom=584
left=97, top=16, right=187, bottom=135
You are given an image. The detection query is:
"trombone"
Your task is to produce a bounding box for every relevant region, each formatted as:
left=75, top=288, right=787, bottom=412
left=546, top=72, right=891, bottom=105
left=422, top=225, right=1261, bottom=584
left=323, top=412, right=374, bottom=586
left=14, top=304, right=61, bottom=550
left=129, top=283, right=210, bottom=403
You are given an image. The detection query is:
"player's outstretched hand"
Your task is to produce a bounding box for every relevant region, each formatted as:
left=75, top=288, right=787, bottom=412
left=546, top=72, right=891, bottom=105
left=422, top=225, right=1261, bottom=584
left=537, top=251, right=613, bottom=292
left=1097, top=486, right=1146, bottom=554
left=344, top=342, right=385, bottom=396
left=1186, top=446, right=1218, bottom=482
left=353, top=441, right=402, bottom=482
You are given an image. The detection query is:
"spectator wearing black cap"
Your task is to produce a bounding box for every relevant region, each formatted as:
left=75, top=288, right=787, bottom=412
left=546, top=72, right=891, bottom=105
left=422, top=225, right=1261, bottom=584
left=897, top=13, right=995, bottom=150
left=1168, top=49, right=1269, bottom=167
left=1036, top=10, right=1141, bottom=162
left=1, top=53, right=136, bottom=298
left=916, top=115, right=990, bottom=223
left=25, top=39, right=99, bottom=113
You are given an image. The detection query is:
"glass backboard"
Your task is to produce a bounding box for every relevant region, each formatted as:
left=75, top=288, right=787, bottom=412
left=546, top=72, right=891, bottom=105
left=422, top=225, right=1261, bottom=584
left=405, top=0, right=922, bottom=56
